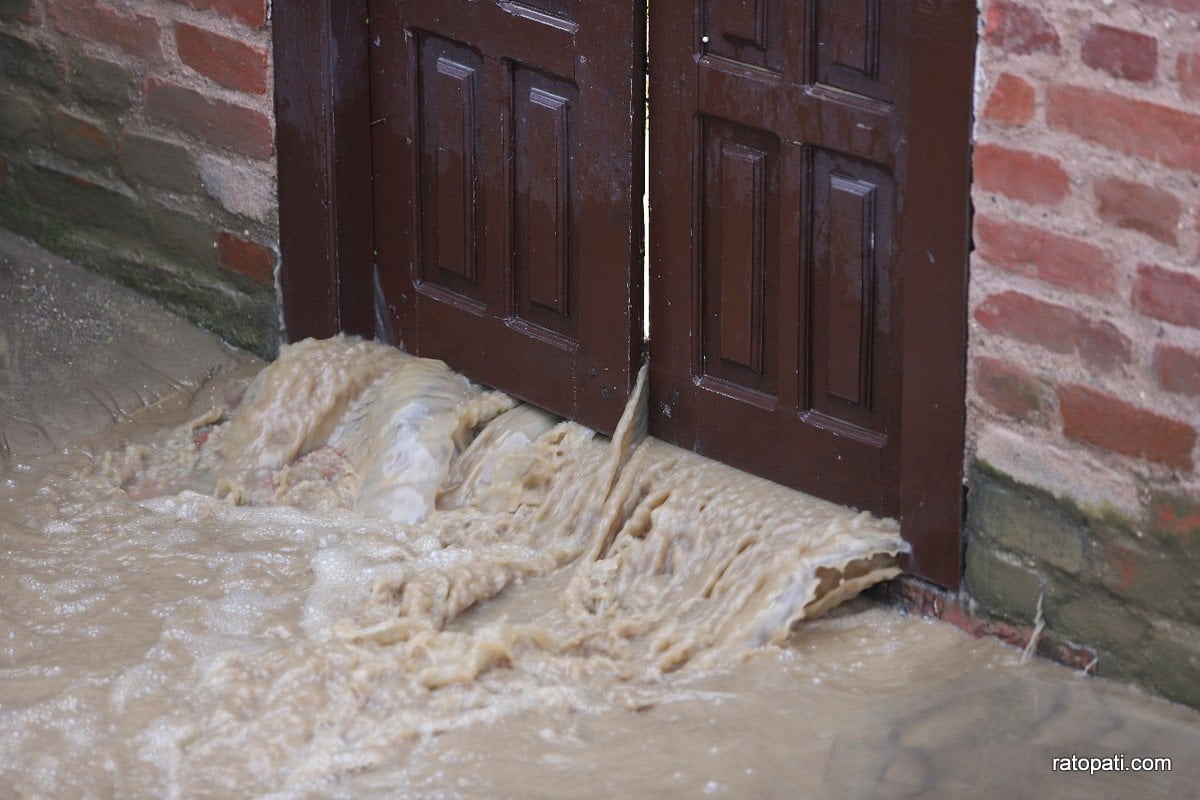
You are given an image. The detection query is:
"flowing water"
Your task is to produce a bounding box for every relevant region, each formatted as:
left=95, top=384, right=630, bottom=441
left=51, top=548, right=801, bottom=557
left=2, top=337, right=1198, bottom=799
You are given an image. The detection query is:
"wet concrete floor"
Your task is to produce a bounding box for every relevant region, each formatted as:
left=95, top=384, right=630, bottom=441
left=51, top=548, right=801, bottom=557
left=0, top=228, right=255, bottom=463
left=2, top=230, right=1199, bottom=799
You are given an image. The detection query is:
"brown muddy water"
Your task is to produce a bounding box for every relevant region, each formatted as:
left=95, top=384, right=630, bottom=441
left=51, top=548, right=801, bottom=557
left=2, top=337, right=1199, bottom=799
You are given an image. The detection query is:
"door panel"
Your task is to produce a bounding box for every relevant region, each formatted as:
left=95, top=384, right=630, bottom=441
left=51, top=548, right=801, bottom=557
left=651, top=0, right=904, bottom=516
left=419, top=37, right=485, bottom=303
left=701, top=0, right=788, bottom=72
left=809, top=150, right=893, bottom=436
left=700, top=117, right=780, bottom=401
left=815, top=0, right=897, bottom=100
left=650, top=0, right=974, bottom=584
left=513, top=69, right=579, bottom=338
left=370, top=1, right=645, bottom=435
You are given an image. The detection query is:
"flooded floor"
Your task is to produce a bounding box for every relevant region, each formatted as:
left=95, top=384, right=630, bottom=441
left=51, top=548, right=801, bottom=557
left=0, top=229, right=252, bottom=465
left=2, top=234, right=1199, bottom=799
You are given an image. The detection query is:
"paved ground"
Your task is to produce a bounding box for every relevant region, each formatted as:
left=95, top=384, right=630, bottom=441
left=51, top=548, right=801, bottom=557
left=0, top=229, right=255, bottom=466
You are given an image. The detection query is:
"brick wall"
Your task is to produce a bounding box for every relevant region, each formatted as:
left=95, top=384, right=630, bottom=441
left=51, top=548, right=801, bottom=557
left=0, top=0, right=279, bottom=354
left=965, top=0, right=1200, bottom=707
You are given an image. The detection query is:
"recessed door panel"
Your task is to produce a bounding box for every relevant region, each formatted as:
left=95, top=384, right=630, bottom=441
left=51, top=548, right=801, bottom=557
left=809, top=151, right=893, bottom=436
left=513, top=68, right=579, bottom=343
left=814, top=0, right=896, bottom=101
left=699, top=117, right=780, bottom=402
left=370, top=0, right=645, bottom=434
left=701, top=0, right=787, bottom=72
left=418, top=36, right=485, bottom=306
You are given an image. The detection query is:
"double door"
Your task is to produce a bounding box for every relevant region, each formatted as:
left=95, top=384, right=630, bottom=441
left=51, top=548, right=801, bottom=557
left=366, top=0, right=974, bottom=585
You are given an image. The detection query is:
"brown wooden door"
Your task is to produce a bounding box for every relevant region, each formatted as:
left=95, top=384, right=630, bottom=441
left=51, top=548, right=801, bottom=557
left=369, top=1, right=645, bottom=435
left=649, top=0, right=974, bottom=584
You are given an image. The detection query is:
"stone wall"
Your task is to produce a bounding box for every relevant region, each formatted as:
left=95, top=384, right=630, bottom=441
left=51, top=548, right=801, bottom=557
left=0, top=0, right=278, bottom=354
left=964, top=0, right=1200, bottom=707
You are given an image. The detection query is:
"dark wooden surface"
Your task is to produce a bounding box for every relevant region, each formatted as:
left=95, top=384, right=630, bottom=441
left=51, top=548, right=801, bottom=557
left=367, top=1, right=646, bottom=435
left=649, top=0, right=974, bottom=586
left=276, top=0, right=974, bottom=587
left=897, top=1, right=976, bottom=587
left=273, top=0, right=374, bottom=342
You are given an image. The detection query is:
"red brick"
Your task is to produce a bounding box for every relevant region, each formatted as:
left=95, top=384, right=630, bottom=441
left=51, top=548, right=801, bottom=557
left=983, top=73, right=1036, bottom=126
left=1133, top=264, right=1200, bottom=330
left=976, top=292, right=1075, bottom=354
left=975, top=215, right=1116, bottom=297
left=984, top=0, right=1061, bottom=56
left=974, top=144, right=1069, bottom=206
left=1047, top=84, right=1200, bottom=175
left=0, top=0, right=35, bottom=23
left=144, top=78, right=272, bottom=158
left=1153, top=344, right=1200, bottom=396
left=1148, top=490, right=1200, bottom=538
left=218, top=232, right=274, bottom=284
left=46, top=0, right=161, bottom=59
left=48, top=108, right=113, bottom=164
left=171, top=0, right=265, bottom=29
left=974, top=356, right=1045, bottom=419
left=118, top=133, right=200, bottom=193
left=1074, top=323, right=1131, bottom=374
left=1081, top=24, right=1157, bottom=83
left=1178, top=51, right=1200, bottom=102
left=1058, top=384, right=1196, bottom=470
left=176, top=23, right=268, bottom=95
left=974, top=291, right=1131, bottom=372
left=1094, top=177, right=1181, bottom=247
left=1105, top=543, right=1142, bottom=592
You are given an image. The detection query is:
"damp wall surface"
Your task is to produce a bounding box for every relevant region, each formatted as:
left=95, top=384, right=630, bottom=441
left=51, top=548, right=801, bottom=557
left=0, top=0, right=279, bottom=355
left=964, top=0, right=1200, bottom=709
left=1, top=0, right=1199, bottom=707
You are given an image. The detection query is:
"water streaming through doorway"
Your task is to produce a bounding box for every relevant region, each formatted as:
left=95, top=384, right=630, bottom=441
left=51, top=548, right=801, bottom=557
left=2, top=337, right=1198, bottom=798
left=0, top=337, right=905, bottom=796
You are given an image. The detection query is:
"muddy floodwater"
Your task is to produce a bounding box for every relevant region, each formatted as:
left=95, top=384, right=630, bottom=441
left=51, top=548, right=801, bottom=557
left=2, top=335, right=1199, bottom=799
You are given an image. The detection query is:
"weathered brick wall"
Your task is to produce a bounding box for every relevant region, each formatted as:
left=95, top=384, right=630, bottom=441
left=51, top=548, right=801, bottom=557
left=0, top=0, right=279, bottom=354
left=965, top=0, right=1200, bottom=706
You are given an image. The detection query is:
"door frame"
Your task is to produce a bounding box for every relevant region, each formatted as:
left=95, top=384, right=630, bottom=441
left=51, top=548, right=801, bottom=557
left=887, top=3, right=975, bottom=587
left=274, top=2, right=974, bottom=588
left=273, top=1, right=374, bottom=343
